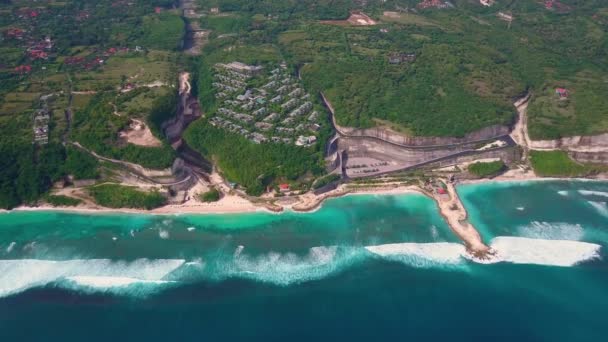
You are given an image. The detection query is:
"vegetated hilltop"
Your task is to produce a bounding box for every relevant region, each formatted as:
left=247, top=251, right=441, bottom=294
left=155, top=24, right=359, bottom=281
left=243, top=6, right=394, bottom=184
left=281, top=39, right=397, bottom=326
left=0, top=0, right=184, bottom=208
left=197, top=0, right=607, bottom=138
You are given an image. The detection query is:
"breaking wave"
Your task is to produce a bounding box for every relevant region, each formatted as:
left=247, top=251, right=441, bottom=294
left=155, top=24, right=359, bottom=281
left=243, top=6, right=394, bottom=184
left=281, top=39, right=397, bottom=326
left=0, top=238, right=602, bottom=298
left=198, top=246, right=364, bottom=286
left=516, top=221, right=584, bottom=241
left=477, top=237, right=601, bottom=267
left=588, top=201, right=608, bottom=218
left=0, top=259, right=184, bottom=298
left=365, top=242, right=467, bottom=268
left=578, top=190, right=608, bottom=198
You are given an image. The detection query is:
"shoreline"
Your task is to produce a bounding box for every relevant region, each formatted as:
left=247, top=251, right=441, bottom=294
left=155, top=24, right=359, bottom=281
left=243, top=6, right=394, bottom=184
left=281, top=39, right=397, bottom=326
left=6, top=175, right=608, bottom=259
left=5, top=175, right=607, bottom=217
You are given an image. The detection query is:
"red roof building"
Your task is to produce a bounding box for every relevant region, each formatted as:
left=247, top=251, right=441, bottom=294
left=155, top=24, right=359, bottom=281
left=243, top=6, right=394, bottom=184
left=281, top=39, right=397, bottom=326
left=555, top=87, right=569, bottom=98
left=28, top=50, right=48, bottom=60
left=279, top=184, right=290, bottom=192
left=155, top=7, right=162, bottom=14
left=15, top=65, right=32, bottom=74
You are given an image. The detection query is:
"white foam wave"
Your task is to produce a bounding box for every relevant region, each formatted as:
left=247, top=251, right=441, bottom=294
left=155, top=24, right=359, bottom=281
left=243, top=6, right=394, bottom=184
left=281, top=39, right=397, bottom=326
left=478, top=237, right=601, bottom=267
left=516, top=207, right=525, bottom=211
left=578, top=190, right=608, bottom=198
left=187, top=227, right=196, bottom=232
left=159, top=229, right=169, bottom=239
left=6, top=242, right=16, bottom=253
left=557, top=190, right=569, bottom=196
left=365, top=242, right=467, bottom=267
left=430, top=225, right=439, bottom=240
left=206, top=246, right=359, bottom=286
left=516, top=221, right=584, bottom=241
left=588, top=201, right=608, bottom=218
left=65, top=276, right=173, bottom=288
left=233, top=245, right=244, bottom=257
left=0, top=259, right=184, bottom=298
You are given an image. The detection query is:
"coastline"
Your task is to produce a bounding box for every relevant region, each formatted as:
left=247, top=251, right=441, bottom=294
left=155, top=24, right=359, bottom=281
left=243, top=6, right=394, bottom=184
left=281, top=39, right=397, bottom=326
left=6, top=174, right=607, bottom=217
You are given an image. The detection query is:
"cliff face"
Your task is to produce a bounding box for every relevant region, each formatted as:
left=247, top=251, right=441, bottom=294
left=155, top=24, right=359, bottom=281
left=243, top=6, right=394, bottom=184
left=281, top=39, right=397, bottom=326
left=568, top=151, right=608, bottom=164
left=529, top=133, right=608, bottom=151
left=336, top=124, right=510, bottom=147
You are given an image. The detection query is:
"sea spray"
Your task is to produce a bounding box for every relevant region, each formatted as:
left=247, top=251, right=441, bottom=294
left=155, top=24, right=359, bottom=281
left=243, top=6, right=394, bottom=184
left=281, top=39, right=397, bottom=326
left=516, top=221, right=584, bottom=241
left=477, top=237, right=602, bottom=267
left=0, top=259, right=185, bottom=298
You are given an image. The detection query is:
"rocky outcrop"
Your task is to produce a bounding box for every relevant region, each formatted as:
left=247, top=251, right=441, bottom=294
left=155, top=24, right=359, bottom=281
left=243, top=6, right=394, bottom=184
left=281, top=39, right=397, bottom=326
left=335, top=124, right=510, bottom=147
left=568, top=151, right=608, bottom=164
left=529, top=133, right=608, bottom=152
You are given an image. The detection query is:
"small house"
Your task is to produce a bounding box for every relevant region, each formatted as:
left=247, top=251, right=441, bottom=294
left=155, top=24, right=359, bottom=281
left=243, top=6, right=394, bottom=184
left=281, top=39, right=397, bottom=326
left=279, top=184, right=290, bottom=192
left=555, top=87, right=569, bottom=98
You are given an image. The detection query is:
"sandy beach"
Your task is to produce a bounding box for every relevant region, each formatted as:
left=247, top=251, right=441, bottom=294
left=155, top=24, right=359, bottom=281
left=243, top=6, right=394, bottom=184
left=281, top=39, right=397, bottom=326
left=9, top=170, right=576, bottom=217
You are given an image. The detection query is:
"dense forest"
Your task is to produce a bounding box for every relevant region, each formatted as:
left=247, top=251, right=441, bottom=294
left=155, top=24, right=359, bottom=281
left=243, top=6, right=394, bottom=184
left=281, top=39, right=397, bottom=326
left=185, top=121, right=327, bottom=196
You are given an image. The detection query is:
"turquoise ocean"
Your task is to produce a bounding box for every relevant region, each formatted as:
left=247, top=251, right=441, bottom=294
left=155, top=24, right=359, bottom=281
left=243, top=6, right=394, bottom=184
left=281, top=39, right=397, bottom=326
left=1, top=181, right=608, bottom=341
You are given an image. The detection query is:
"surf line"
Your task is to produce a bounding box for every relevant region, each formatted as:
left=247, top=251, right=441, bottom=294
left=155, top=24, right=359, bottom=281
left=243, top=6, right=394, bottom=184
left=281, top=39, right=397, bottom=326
left=420, top=180, right=493, bottom=259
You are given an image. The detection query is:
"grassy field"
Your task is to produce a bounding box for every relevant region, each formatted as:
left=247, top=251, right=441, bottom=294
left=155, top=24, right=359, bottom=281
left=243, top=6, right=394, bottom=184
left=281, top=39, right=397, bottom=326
left=528, top=78, right=608, bottom=140
left=529, top=150, right=605, bottom=177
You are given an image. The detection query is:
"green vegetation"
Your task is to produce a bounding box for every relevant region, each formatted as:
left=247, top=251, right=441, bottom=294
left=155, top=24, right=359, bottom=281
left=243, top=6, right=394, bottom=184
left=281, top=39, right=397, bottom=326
left=468, top=160, right=505, bottom=178
left=2, top=0, right=608, bottom=209
left=45, top=195, right=82, bottom=207
left=529, top=150, right=605, bottom=177
left=0, top=0, right=181, bottom=209
left=72, top=93, right=176, bottom=169
left=200, top=188, right=221, bottom=202
left=140, top=11, right=184, bottom=50
left=0, top=143, right=66, bottom=209
left=528, top=81, right=608, bottom=140
left=88, top=184, right=166, bottom=209
left=185, top=122, right=325, bottom=196
left=312, top=174, right=341, bottom=189
left=64, top=147, right=100, bottom=180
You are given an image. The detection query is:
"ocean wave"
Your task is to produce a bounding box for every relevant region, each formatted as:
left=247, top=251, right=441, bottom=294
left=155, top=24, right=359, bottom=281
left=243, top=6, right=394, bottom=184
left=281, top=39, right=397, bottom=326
left=478, top=237, right=601, bottom=267
left=0, top=259, right=184, bottom=298
left=201, top=246, right=359, bottom=286
left=159, top=229, right=170, bottom=239
left=557, top=190, right=569, bottom=196
left=365, top=242, right=467, bottom=268
left=588, top=201, right=608, bottom=218
left=0, top=238, right=602, bottom=297
left=516, top=221, right=584, bottom=241
left=60, top=276, right=176, bottom=296
left=578, top=190, right=608, bottom=198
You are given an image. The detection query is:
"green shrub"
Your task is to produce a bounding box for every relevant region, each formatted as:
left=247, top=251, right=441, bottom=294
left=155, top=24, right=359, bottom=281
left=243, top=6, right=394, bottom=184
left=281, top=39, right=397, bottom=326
left=529, top=150, right=588, bottom=177
left=45, top=195, right=82, bottom=207
left=200, top=188, right=221, bottom=202
left=468, top=161, right=505, bottom=178
left=89, top=184, right=166, bottom=209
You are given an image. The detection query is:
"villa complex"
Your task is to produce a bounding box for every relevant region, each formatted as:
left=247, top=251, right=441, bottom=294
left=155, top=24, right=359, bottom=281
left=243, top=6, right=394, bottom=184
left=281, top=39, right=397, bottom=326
left=210, top=62, right=321, bottom=147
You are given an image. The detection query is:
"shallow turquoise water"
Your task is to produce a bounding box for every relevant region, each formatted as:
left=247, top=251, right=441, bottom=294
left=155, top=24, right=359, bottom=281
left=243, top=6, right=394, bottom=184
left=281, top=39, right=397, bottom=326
left=0, top=183, right=607, bottom=341
left=459, top=180, right=608, bottom=244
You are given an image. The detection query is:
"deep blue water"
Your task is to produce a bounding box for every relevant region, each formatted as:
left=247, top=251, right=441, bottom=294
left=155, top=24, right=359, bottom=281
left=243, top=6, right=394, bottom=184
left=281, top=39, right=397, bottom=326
left=1, top=183, right=607, bottom=341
